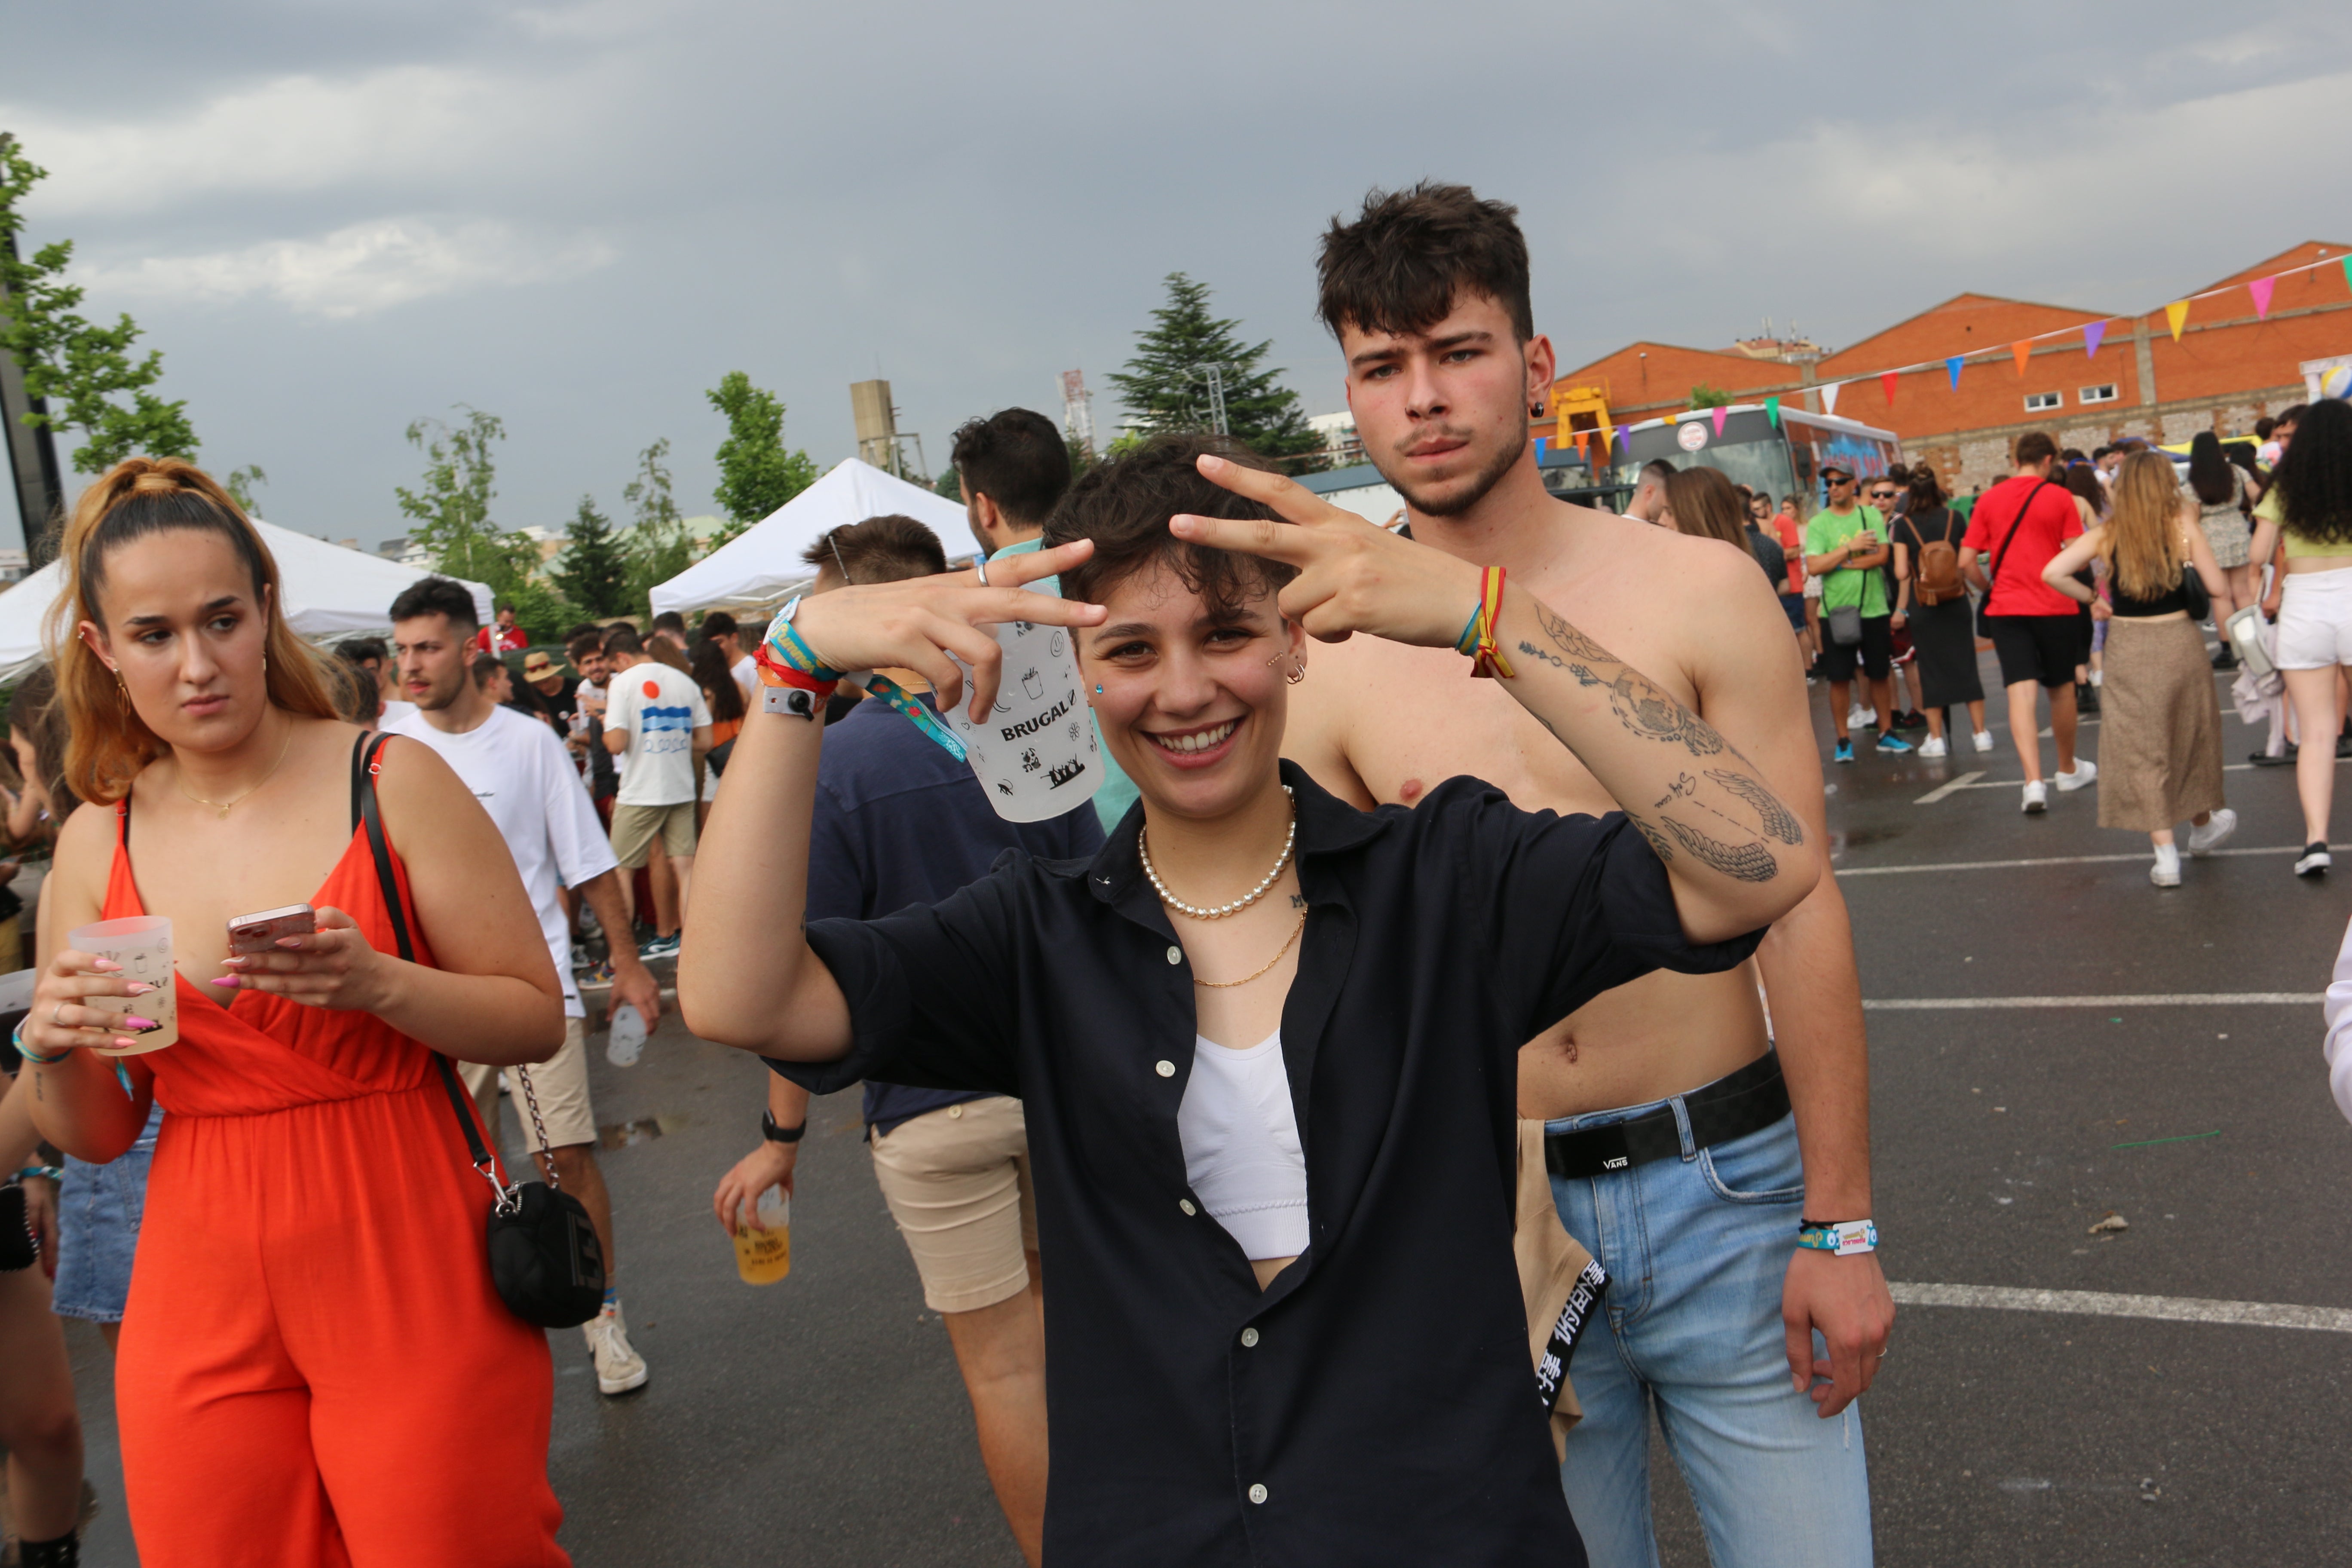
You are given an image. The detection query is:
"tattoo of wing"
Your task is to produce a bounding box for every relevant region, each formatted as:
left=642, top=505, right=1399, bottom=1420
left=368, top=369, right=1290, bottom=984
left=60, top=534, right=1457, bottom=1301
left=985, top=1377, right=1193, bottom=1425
left=1608, top=671, right=1725, bottom=756
left=1534, top=601, right=1617, bottom=666
left=1632, top=817, right=1675, bottom=863
left=1660, top=817, right=1780, bottom=882
left=1517, top=639, right=1567, bottom=669
left=1705, top=769, right=1806, bottom=845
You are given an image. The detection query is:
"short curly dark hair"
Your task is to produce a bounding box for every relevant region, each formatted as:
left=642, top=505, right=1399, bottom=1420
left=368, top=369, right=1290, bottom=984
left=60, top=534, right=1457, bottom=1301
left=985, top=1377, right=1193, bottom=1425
left=1042, top=433, right=1298, bottom=617
left=2272, top=398, right=2352, bottom=547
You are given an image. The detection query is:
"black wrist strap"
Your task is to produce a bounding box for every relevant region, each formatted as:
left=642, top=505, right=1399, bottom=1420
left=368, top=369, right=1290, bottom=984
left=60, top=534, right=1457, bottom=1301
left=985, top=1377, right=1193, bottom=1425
left=761, top=1111, right=806, bottom=1144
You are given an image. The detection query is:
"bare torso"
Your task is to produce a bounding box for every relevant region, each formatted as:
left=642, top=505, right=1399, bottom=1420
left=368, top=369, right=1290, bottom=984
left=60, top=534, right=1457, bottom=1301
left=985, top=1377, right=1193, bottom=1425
left=1284, top=504, right=1789, bottom=1120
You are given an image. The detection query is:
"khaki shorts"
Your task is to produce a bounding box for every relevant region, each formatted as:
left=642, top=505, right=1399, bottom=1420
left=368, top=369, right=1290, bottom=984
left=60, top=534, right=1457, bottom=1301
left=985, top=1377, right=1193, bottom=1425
left=868, top=1096, right=1038, bottom=1314
left=459, top=1016, right=597, bottom=1152
left=609, top=799, right=698, bottom=868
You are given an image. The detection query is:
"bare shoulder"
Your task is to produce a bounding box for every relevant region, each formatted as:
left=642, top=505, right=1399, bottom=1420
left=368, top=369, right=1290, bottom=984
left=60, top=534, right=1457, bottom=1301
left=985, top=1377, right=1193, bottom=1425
left=51, top=797, right=121, bottom=900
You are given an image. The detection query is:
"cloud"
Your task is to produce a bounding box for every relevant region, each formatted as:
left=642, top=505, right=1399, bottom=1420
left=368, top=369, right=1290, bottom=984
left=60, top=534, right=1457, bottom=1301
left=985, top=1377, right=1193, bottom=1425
left=78, top=218, right=616, bottom=317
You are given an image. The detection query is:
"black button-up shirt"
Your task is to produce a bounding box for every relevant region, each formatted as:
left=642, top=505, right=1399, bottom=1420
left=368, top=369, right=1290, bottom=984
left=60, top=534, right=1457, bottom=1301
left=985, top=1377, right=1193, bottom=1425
left=778, top=762, right=1762, bottom=1566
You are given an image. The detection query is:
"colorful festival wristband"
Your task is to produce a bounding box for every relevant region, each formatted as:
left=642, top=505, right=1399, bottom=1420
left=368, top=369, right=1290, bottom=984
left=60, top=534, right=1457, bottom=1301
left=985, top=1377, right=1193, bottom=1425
left=1454, top=566, right=1516, bottom=680
left=1796, top=1219, right=1878, bottom=1256
left=11, top=1017, right=66, bottom=1066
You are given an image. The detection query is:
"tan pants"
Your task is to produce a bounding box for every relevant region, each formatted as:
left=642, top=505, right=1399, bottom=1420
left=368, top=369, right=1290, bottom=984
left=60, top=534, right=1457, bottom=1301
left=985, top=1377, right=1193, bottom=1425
left=459, top=1017, right=597, bottom=1151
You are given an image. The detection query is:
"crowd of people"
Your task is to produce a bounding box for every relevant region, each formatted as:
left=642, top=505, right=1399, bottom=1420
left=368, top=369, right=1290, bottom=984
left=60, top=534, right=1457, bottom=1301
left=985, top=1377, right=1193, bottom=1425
left=1, top=175, right=2338, bottom=1567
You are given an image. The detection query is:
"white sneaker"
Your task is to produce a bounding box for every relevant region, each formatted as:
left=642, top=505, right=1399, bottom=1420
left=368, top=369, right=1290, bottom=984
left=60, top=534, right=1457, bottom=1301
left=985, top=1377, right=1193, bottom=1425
left=1918, top=735, right=1948, bottom=758
left=2054, top=759, right=2098, bottom=792
left=2296, top=842, right=2333, bottom=877
left=2150, top=845, right=2182, bottom=887
left=585, top=1304, right=650, bottom=1395
left=1972, top=729, right=1996, bottom=753
left=1847, top=704, right=1868, bottom=729
left=2021, top=781, right=2048, bottom=814
left=2187, top=808, right=2238, bottom=856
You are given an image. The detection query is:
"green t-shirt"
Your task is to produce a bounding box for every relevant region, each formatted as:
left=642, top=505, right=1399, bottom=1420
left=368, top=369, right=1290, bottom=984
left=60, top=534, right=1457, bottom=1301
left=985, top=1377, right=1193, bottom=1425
left=994, top=538, right=1141, bottom=835
left=1804, top=506, right=1890, bottom=617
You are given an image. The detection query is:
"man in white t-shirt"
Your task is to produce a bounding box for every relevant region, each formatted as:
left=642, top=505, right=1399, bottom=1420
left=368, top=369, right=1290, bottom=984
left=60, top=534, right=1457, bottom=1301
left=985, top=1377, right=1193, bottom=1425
left=386, top=578, right=665, bottom=1395
left=600, top=623, right=711, bottom=958
left=700, top=609, right=758, bottom=708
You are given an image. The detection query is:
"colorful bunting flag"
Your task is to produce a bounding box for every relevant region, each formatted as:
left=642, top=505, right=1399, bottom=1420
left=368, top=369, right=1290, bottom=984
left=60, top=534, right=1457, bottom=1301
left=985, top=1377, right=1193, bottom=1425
left=1819, top=383, right=1841, bottom=416
left=2012, top=340, right=2033, bottom=377
left=2165, top=300, right=2190, bottom=342
left=2343, top=256, right=2352, bottom=296
left=2250, top=276, right=2275, bottom=321
left=1880, top=371, right=1899, bottom=407
left=1710, top=406, right=1728, bottom=438
left=1764, top=395, right=1780, bottom=428
left=1945, top=356, right=1963, bottom=390
left=2083, top=321, right=2106, bottom=358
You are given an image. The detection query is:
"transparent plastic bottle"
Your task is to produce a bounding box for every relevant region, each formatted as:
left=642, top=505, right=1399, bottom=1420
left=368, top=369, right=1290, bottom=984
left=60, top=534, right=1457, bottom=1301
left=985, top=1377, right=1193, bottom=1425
left=733, top=1186, right=791, bottom=1285
left=605, top=1003, right=646, bottom=1066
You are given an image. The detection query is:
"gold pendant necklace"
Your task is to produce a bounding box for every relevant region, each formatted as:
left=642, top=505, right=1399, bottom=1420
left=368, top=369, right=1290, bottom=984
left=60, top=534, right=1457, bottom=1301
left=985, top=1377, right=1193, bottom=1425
left=176, top=717, right=296, bottom=820
left=1191, top=912, right=1307, bottom=989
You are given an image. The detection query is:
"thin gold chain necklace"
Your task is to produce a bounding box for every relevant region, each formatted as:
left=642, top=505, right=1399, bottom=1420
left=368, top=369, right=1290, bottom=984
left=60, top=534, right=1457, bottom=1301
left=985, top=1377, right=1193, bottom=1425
left=175, top=717, right=295, bottom=819
left=1192, top=912, right=1307, bottom=989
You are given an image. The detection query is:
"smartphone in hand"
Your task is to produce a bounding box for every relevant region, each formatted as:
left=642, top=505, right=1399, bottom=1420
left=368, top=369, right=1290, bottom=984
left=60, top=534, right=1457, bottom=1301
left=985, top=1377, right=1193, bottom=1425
left=229, top=903, right=317, bottom=955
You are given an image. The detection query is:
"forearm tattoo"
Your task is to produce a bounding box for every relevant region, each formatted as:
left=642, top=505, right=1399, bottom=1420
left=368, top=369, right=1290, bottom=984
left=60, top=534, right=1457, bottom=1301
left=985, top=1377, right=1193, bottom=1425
left=1522, top=601, right=1802, bottom=882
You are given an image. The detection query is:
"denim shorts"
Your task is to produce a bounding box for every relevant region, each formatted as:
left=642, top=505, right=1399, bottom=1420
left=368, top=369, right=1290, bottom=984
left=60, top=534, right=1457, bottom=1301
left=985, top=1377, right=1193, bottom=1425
left=51, top=1100, right=163, bottom=1323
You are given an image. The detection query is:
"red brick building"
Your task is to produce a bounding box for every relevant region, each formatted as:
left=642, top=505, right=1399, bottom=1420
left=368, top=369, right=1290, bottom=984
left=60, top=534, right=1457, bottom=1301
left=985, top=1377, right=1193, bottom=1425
left=1543, top=242, right=2352, bottom=491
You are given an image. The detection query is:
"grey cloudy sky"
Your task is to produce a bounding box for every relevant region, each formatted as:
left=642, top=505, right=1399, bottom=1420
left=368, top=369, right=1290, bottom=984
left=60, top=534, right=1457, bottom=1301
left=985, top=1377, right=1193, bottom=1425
left=5, top=1, right=2349, bottom=553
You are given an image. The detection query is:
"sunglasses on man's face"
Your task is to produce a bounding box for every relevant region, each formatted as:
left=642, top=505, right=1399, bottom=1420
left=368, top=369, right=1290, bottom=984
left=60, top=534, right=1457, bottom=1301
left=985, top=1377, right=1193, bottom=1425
left=1826, top=475, right=1853, bottom=486
left=1870, top=489, right=1896, bottom=500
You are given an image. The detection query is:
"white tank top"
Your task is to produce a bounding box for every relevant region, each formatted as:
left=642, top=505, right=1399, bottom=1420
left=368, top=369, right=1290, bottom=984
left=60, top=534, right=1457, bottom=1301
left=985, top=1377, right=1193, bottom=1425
left=1176, top=1030, right=1310, bottom=1262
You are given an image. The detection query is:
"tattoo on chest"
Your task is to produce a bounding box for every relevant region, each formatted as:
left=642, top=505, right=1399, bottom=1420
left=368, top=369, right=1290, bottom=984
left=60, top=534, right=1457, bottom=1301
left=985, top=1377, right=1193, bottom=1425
left=1290, top=893, right=1308, bottom=910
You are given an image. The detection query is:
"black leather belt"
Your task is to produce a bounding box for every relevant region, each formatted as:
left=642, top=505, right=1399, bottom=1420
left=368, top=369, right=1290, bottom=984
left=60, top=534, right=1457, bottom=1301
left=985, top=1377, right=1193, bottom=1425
left=1544, top=1051, right=1791, bottom=1181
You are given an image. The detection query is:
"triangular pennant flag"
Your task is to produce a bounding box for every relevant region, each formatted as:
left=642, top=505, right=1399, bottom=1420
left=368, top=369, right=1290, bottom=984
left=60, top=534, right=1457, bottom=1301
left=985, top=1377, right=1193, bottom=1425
left=1572, top=430, right=1589, bottom=461
left=1598, top=423, right=1615, bottom=456
left=2012, top=340, right=2033, bottom=377
left=1819, top=383, right=1841, bottom=416
left=2165, top=300, right=2190, bottom=342
left=1880, top=371, right=1899, bottom=408
left=2083, top=320, right=2106, bottom=358
left=1711, top=405, right=1728, bottom=438
left=1764, top=395, right=1781, bottom=428
left=1946, top=356, right=1964, bottom=390
left=2342, top=256, right=2352, bottom=296
left=2251, top=276, right=2276, bottom=320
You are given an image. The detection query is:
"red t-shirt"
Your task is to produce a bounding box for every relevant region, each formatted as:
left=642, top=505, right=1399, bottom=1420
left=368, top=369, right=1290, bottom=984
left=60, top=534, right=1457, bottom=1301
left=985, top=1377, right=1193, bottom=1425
left=474, top=625, right=529, bottom=653
left=1771, top=517, right=1804, bottom=593
left=1962, top=475, right=2086, bottom=618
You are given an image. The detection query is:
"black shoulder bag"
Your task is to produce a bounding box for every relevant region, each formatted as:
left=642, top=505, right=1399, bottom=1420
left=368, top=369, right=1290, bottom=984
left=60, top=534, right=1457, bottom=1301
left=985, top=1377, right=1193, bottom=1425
left=353, top=732, right=607, bottom=1328
left=1974, top=479, right=2057, bottom=637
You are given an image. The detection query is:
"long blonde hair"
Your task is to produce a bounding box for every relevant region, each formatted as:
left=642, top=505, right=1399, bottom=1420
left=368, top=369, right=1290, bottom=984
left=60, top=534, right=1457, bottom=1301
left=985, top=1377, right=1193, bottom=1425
left=48, top=458, right=341, bottom=804
left=2098, top=451, right=2187, bottom=602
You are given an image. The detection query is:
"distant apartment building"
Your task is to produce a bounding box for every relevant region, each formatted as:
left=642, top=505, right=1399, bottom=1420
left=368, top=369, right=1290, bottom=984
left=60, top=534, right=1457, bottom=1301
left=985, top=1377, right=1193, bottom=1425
left=377, top=536, right=433, bottom=568
left=1307, top=410, right=1364, bottom=468
left=1543, top=241, right=2350, bottom=492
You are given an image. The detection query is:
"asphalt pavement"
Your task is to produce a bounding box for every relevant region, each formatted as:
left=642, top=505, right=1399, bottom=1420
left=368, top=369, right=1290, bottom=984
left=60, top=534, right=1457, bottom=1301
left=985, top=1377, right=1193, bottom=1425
left=49, top=640, right=2352, bottom=1565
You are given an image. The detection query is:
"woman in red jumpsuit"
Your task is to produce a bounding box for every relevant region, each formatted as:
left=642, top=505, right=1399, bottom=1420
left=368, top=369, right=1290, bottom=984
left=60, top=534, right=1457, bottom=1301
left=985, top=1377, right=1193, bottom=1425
left=21, top=459, right=571, bottom=1567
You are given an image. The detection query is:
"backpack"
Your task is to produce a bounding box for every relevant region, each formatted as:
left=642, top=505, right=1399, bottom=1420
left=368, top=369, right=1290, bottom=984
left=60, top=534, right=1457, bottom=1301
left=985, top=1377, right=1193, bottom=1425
left=1912, top=510, right=1964, bottom=606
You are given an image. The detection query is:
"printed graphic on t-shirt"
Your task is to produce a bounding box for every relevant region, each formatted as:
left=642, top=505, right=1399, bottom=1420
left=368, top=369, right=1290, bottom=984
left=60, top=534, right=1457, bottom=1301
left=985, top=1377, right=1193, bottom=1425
left=637, top=702, right=697, bottom=754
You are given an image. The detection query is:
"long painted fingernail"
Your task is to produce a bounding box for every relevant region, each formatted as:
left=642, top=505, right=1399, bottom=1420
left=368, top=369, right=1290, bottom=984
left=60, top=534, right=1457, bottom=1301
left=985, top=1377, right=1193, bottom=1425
left=124, top=1016, right=158, bottom=1030
left=221, top=956, right=249, bottom=969
left=275, top=937, right=304, bottom=949
left=92, top=959, right=121, bottom=971
left=210, top=976, right=243, bottom=989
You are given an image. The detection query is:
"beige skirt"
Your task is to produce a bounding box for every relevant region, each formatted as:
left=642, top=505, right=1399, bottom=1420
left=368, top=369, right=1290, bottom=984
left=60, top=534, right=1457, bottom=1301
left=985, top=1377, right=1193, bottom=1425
left=2097, top=615, right=2227, bottom=831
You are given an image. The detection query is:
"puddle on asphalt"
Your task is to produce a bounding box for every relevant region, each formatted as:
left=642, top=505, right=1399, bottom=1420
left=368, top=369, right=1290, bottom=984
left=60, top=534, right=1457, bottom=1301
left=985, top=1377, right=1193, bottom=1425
left=597, top=1115, right=687, bottom=1149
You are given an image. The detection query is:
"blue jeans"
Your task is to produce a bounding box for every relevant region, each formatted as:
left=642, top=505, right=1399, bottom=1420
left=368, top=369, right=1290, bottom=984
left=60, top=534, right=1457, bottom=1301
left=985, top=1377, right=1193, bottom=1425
left=1548, top=1096, right=1872, bottom=1568
left=52, top=1100, right=163, bottom=1323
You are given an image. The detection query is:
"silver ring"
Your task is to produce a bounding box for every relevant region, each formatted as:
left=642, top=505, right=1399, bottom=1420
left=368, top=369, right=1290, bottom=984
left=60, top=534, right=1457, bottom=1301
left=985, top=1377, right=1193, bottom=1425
left=974, top=556, right=991, bottom=587
left=50, top=1003, right=67, bottom=1027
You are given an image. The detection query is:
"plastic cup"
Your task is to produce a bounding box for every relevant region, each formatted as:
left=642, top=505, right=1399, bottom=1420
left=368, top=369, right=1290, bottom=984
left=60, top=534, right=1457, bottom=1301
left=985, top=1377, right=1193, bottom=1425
left=67, top=915, right=178, bottom=1057
left=943, top=588, right=1103, bottom=824
left=733, top=1186, right=791, bottom=1284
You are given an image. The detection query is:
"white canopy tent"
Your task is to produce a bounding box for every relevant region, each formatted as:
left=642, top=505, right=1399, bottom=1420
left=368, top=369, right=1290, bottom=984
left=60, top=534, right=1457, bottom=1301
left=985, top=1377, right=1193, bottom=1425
left=649, top=459, right=983, bottom=618
left=0, top=519, right=494, bottom=683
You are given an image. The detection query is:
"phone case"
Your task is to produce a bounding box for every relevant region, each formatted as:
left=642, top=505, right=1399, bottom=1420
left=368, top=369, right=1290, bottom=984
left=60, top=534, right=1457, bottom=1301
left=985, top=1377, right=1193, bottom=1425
left=228, top=904, right=318, bottom=955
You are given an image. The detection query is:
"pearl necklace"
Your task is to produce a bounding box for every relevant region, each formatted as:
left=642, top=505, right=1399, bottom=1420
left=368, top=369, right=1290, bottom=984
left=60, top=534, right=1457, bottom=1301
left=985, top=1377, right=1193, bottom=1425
left=1140, top=787, right=1296, bottom=920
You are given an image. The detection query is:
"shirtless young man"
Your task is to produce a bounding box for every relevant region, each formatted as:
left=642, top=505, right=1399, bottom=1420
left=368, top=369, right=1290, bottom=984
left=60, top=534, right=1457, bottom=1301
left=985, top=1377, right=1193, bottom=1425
left=1280, top=184, right=1890, bottom=1568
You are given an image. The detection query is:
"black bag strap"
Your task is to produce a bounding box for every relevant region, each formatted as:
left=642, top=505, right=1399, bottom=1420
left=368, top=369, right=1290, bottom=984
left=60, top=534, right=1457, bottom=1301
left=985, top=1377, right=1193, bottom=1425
left=1983, top=481, right=2055, bottom=615
left=351, top=732, right=502, bottom=1181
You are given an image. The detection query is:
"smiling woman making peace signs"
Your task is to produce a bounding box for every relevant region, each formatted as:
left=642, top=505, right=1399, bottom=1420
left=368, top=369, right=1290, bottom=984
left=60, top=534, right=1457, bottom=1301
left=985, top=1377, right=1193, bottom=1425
left=681, top=434, right=1816, bottom=1568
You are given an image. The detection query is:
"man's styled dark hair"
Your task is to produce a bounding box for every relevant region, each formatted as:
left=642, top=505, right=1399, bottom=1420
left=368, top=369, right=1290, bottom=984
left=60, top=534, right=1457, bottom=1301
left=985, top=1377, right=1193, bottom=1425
left=701, top=610, right=739, bottom=639
left=602, top=623, right=645, bottom=657
left=340, top=635, right=389, bottom=666
left=650, top=610, right=686, bottom=636
left=949, top=409, right=1072, bottom=528
left=565, top=630, right=603, bottom=664
left=2255, top=418, right=2276, bottom=440
left=469, top=650, right=504, bottom=690
left=2014, top=432, right=2059, bottom=467
left=1639, top=458, right=1677, bottom=484
left=799, top=514, right=948, bottom=585
left=2092, top=444, right=2114, bottom=460
left=388, top=576, right=480, bottom=630
left=1043, top=432, right=1298, bottom=617
left=1316, top=182, right=1534, bottom=344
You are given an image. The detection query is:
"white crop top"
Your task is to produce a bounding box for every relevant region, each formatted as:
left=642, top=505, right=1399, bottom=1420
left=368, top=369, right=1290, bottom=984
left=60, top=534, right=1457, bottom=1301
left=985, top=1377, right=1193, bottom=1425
left=1176, top=1030, right=1310, bottom=1261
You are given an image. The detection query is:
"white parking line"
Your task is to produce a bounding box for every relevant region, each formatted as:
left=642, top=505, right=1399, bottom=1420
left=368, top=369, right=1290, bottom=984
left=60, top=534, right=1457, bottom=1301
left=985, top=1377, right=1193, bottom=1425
left=1863, top=993, right=2321, bottom=1009
left=1890, top=1282, right=2352, bottom=1333
left=1933, top=756, right=2342, bottom=790
left=1910, top=772, right=1984, bottom=805
left=1839, top=843, right=2349, bottom=876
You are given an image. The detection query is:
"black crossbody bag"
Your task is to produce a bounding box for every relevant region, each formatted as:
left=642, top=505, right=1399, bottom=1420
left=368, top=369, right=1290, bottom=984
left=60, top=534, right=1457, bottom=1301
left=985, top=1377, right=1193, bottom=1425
left=1974, top=479, right=2058, bottom=636
left=353, top=733, right=606, bottom=1328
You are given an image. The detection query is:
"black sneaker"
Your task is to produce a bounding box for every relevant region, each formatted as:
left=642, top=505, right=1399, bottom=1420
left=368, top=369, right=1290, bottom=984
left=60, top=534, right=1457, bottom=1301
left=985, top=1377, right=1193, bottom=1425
left=2075, top=683, right=2101, bottom=714
left=2252, top=743, right=2298, bottom=766
left=2296, top=842, right=2333, bottom=877
left=1893, top=709, right=1928, bottom=730
left=2212, top=646, right=2239, bottom=671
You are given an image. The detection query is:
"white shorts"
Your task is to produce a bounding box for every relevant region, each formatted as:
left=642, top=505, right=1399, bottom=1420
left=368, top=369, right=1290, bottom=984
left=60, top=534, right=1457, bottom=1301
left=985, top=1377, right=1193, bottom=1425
left=459, top=1016, right=597, bottom=1152
left=2275, top=568, right=2352, bottom=670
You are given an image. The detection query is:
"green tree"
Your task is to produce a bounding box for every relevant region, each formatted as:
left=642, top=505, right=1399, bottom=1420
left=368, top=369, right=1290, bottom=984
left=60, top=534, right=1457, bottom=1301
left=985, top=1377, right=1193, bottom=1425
left=706, top=371, right=818, bottom=550
left=934, top=466, right=962, bottom=502
left=395, top=407, right=537, bottom=592
left=225, top=465, right=266, bottom=514
left=621, top=439, right=693, bottom=618
left=1688, top=384, right=1733, bottom=409
left=1107, top=273, right=1323, bottom=468
left=551, top=495, right=630, bottom=618
left=0, top=136, right=198, bottom=475
left=502, top=575, right=579, bottom=646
